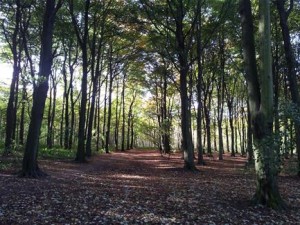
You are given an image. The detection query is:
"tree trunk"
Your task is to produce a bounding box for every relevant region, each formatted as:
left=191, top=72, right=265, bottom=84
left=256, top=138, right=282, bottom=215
left=217, top=30, right=225, bottom=160
left=161, top=68, right=171, bottom=154
left=239, top=0, right=284, bottom=208
left=102, top=75, right=108, bottom=149
left=69, top=68, right=76, bottom=150
left=130, top=115, right=134, bottom=149
left=96, top=76, right=102, bottom=152
left=126, top=93, right=136, bottom=150
left=47, top=74, right=57, bottom=148
left=47, top=82, right=53, bottom=148
left=225, top=120, right=230, bottom=153
left=196, top=12, right=204, bottom=164
left=86, top=36, right=102, bottom=157
left=115, top=78, right=120, bottom=150
left=70, top=0, right=90, bottom=162
left=62, top=51, right=69, bottom=149
left=275, top=0, right=300, bottom=176
left=121, top=73, right=126, bottom=152
left=246, top=100, right=254, bottom=163
left=86, top=77, right=98, bottom=157
left=204, top=104, right=212, bottom=156
left=228, top=101, right=235, bottom=157
left=173, top=1, right=195, bottom=170
left=19, top=81, right=26, bottom=145
left=105, top=48, right=114, bottom=154
left=20, top=0, right=61, bottom=177
left=4, top=0, right=21, bottom=155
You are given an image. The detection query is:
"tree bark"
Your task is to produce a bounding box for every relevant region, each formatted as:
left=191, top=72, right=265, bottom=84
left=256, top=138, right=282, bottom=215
left=20, top=0, right=61, bottom=177
left=19, top=82, right=26, bottom=146
left=275, top=0, right=300, bottom=176
left=126, top=92, right=136, bottom=150
left=196, top=12, right=204, bottom=164
left=114, top=78, right=120, bottom=150
left=239, top=0, right=284, bottom=208
left=4, top=0, right=21, bottom=155
left=170, top=0, right=196, bottom=170
left=121, top=73, right=126, bottom=152
left=105, top=46, right=114, bottom=154
left=217, top=29, right=225, bottom=160
left=86, top=37, right=102, bottom=157
left=69, top=0, right=90, bottom=162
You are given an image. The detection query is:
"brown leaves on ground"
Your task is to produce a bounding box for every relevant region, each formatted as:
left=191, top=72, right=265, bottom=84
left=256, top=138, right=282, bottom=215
left=0, top=150, right=299, bottom=224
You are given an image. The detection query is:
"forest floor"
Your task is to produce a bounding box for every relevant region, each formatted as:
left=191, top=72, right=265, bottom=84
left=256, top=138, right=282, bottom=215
left=0, top=149, right=299, bottom=225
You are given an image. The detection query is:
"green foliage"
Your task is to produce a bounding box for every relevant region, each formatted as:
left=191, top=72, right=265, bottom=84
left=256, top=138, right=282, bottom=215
left=39, top=147, right=76, bottom=160
left=0, top=156, right=22, bottom=171
left=254, top=133, right=281, bottom=176
left=279, top=101, right=300, bottom=123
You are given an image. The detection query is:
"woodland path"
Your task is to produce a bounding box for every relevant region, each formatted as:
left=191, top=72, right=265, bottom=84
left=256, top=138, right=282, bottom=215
left=0, top=149, right=299, bottom=224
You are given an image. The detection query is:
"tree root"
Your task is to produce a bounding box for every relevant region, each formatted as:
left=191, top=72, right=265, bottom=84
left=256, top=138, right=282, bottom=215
left=18, top=168, right=49, bottom=179
left=252, top=189, right=287, bottom=210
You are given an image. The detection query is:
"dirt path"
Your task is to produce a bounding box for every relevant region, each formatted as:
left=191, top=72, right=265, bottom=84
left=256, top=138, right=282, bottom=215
left=0, top=150, right=299, bottom=224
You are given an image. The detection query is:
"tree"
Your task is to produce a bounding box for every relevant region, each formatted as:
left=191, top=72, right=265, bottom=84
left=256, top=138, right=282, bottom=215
left=69, top=0, right=90, bottom=162
left=20, top=0, right=62, bottom=177
left=2, top=0, right=22, bottom=155
left=239, top=0, right=284, bottom=208
left=275, top=0, right=300, bottom=176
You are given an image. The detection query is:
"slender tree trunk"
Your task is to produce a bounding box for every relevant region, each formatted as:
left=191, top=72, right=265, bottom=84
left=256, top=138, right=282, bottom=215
left=126, top=93, right=136, bottom=150
left=225, top=120, right=230, bottom=153
left=217, top=30, right=225, bottom=160
left=47, top=75, right=57, bottom=148
left=246, top=100, right=254, bottom=163
left=69, top=69, right=76, bottom=150
left=70, top=0, right=91, bottom=162
left=173, top=1, right=195, bottom=170
left=204, top=105, right=212, bottom=156
left=20, top=0, right=61, bottom=177
left=105, top=48, right=114, bottom=154
left=130, top=115, right=134, bottom=149
left=161, top=68, right=171, bottom=154
left=102, top=76, right=108, bottom=149
left=273, top=20, right=280, bottom=158
left=86, top=38, right=102, bottom=157
left=121, top=74, right=126, bottom=152
left=276, top=0, right=300, bottom=176
left=60, top=87, right=64, bottom=148
left=47, top=83, right=53, bottom=148
left=62, top=53, right=69, bottom=149
left=196, top=12, right=204, bottom=164
left=241, top=108, right=246, bottom=156
left=115, top=78, right=120, bottom=150
left=86, top=77, right=98, bottom=157
left=19, top=82, right=26, bottom=145
left=96, top=76, right=102, bottom=152
left=228, top=102, right=235, bottom=157
left=4, top=0, right=21, bottom=155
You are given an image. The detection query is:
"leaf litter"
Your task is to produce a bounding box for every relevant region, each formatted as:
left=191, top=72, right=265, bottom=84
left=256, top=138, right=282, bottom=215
left=0, top=150, right=299, bottom=224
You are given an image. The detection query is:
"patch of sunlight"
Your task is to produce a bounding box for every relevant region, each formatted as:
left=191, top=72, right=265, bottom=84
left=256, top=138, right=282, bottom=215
left=115, top=174, right=147, bottom=180
left=154, top=165, right=174, bottom=169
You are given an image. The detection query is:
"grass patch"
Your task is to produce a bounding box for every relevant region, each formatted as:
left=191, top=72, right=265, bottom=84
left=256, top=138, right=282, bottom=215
left=39, top=147, right=76, bottom=160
